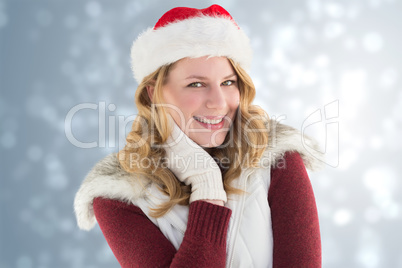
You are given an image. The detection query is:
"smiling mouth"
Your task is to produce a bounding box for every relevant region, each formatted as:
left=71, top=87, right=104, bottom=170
left=193, top=116, right=225, bottom=125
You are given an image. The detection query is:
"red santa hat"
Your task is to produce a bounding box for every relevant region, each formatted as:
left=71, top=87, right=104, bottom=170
left=131, top=4, right=253, bottom=84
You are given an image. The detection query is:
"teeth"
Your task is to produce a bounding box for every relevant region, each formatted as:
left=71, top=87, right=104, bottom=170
left=194, top=117, right=224, bottom=125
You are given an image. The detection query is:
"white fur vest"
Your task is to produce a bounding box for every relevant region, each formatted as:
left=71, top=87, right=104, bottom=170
left=74, top=121, right=324, bottom=267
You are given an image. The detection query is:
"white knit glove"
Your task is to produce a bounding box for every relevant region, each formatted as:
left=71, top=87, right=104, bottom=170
left=164, top=116, right=227, bottom=203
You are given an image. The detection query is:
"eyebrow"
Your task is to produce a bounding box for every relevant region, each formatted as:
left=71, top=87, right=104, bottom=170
left=185, top=73, right=237, bottom=80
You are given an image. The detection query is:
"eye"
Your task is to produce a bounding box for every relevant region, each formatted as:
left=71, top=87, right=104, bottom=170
left=187, top=82, right=203, bottom=88
left=222, top=80, right=236, bottom=86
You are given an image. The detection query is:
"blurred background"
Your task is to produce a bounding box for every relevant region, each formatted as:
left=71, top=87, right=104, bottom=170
left=1, top=0, right=401, bottom=267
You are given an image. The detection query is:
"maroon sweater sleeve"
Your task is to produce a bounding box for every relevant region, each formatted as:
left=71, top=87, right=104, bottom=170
left=269, top=151, right=322, bottom=267
left=93, top=198, right=231, bottom=268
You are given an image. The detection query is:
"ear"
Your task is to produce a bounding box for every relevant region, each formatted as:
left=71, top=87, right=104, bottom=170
left=146, top=85, right=155, bottom=102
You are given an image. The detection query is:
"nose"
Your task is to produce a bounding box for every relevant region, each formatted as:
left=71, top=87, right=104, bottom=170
left=206, top=84, right=227, bottom=109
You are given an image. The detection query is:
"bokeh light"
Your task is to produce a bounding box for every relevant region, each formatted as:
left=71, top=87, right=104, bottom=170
left=1, top=0, right=401, bottom=267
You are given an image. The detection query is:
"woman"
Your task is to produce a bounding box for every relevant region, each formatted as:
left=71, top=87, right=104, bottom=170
left=74, top=5, right=323, bottom=267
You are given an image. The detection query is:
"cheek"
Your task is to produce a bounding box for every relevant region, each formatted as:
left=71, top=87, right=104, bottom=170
left=164, top=92, right=202, bottom=117
left=228, top=90, right=240, bottom=109
left=179, top=96, right=202, bottom=118
left=182, top=95, right=201, bottom=107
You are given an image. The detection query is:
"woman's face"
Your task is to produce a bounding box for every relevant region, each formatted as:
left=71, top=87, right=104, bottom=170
left=156, top=56, right=240, bottom=148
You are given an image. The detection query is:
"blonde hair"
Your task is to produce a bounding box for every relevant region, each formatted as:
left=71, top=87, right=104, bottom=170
left=118, top=58, right=269, bottom=217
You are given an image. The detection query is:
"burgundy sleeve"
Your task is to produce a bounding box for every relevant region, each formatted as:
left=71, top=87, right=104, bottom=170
left=268, top=151, right=322, bottom=267
left=93, top=198, right=231, bottom=268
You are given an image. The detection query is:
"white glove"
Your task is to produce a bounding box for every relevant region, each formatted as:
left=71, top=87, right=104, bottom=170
left=164, top=116, right=227, bottom=203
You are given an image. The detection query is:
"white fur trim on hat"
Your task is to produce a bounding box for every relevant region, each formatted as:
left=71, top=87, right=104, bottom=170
left=130, top=16, right=253, bottom=84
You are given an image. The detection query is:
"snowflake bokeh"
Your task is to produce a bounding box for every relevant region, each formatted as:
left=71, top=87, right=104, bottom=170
left=1, top=0, right=401, bottom=267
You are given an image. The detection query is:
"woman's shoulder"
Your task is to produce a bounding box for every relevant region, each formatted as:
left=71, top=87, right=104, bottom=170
left=74, top=152, right=151, bottom=231
left=93, top=196, right=146, bottom=216
left=260, top=119, right=325, bottom=172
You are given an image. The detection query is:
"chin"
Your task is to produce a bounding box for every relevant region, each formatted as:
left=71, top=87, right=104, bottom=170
left=201, top=143, right=218, bottom=149
left=193, top=134, right=227, bottom=148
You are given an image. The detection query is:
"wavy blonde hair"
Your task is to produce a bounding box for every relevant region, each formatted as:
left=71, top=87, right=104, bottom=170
left=117, top=58, right=269, bottom=217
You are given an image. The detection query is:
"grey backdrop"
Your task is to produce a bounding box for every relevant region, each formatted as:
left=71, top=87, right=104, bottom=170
left=1, top=0, right=401, bottom=267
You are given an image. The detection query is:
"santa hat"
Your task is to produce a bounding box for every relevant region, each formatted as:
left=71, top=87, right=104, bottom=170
left=130, top=4, right=253, bottom=84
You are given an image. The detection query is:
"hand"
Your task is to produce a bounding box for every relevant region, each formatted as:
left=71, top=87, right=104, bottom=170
left=201, top=199, right=225, bottom=206
left=164, top=115, right=227, bottom=203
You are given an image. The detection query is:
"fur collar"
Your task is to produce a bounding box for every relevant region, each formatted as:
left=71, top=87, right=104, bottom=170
left=74, top=120, right=324, bottom=230
left=263, top=120, right=324, bottom=171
